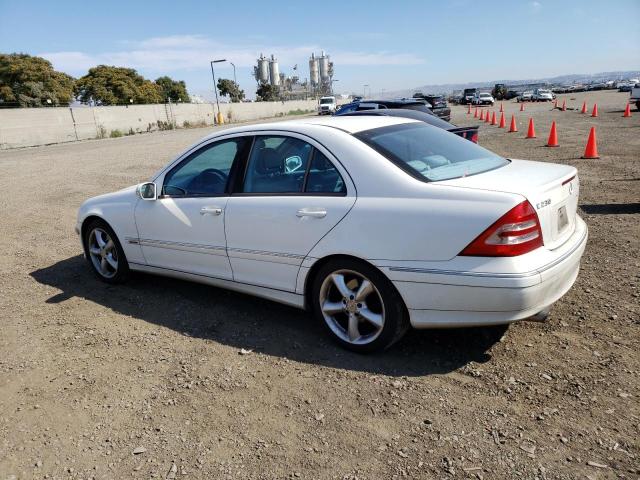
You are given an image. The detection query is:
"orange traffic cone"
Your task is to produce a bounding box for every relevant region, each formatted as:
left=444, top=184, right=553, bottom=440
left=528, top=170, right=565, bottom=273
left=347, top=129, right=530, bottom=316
left=520, top=102, right=525, bottom=112
left=479, top=109, right=485, bottom=121
left=582, top=127, right=599, bottom=159
left=623, top=103, right=631, bottom=117
left=508, top=115, right=518, bottom=132
left=498, top=111, right=506, bottom=128
left=591, top=104, right=598, bottom=117
left=499, top=102, right=504, bottom=113
left=546, top=121, right=559, bottom=147
left=490, top=111, right=497, bottom=125
left=580, top=101, right=587, bottom=114
left=467, top=104, right=472, bottom=114
left=526, top=118, right=536, bottom=138
left=484, top=110, right=490, bottom=123
left=561, top=100, right=566, bottom=111
left=473, top=107, right=478, bottom=118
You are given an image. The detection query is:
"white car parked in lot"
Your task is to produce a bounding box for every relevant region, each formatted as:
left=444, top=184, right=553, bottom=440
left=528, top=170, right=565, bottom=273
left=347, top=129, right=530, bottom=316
left=77, top=116, right=587, bottom=352
left=472, top=92, right=495, bottom=105
left=532, top=88, right=553, bottom=101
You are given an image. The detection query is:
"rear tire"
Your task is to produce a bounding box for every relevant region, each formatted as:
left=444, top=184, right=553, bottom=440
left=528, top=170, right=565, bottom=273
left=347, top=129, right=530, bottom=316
left=83, top=219, right=129, bottom=284
left=311, top=258, right=409, bottom=353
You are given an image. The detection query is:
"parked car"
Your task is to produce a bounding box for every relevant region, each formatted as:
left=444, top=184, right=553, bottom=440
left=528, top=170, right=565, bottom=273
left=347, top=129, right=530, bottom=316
left=339, top=108, right=479, bottom=143
left=532, top=88, right=553, bottom=102
left=412, top=93, right=451, bottom=121
left=76, top=116, right=587, bottom=352
left=318, top=96, right=337, bottom=115
left=630, top=84, right=640, bottom=111
left=472, top=92, right=495, bottom=106
left=617, top=82, right=633, bottom=92
left=517, top=91, right=533, bottom=102
left=462, top=88, right=478, bottom=104
left=505, top=90, right=520, bottom=100
left=334, top=98, right=436, bottom=117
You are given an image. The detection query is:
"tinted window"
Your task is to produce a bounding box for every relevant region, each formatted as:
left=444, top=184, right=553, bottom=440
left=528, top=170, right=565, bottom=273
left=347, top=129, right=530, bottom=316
left=305, top=151, right=346, bottom=194
left=355, top=123, right=508, bottom=182
left=243, top=136, right=312, bottom=193
left=163, top=137, right=250, bottom=196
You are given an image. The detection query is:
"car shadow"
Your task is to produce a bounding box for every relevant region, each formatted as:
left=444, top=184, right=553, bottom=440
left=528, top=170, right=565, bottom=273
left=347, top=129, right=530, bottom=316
left=30, top=256, right=507, bottom=377
left=580, top=203, right=640, bottom=215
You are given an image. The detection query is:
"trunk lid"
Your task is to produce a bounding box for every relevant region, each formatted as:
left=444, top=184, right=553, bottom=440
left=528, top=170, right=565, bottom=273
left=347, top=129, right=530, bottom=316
left=438, top=159, right=579, bottom=250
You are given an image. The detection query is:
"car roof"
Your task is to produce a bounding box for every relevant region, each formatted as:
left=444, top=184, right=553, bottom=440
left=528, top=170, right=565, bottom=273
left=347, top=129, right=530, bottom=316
left=340, top=108, right=454, bottom=130
left=200, top=115, right=417, bottom=139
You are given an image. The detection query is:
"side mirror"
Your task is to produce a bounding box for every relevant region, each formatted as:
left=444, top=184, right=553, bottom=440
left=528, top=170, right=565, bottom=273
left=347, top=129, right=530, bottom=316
left=137, top=182, right=157, bottom=200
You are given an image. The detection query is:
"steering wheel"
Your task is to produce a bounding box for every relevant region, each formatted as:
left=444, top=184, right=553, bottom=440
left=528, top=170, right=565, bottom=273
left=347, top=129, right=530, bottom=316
left=186, top=168, right=229, bottom=194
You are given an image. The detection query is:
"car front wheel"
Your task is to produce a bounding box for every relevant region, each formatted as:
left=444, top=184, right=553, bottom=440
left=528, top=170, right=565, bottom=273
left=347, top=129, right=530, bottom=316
left=83, top=219, right=129, bottom=284
left=311, top=258, right=409, bottom=352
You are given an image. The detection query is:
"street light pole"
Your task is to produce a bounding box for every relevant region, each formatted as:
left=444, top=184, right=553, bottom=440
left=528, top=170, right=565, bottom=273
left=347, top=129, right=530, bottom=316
left=230, top=62, right=237, bottom=85
left=363, top=84, right=369, bottom=98
left=210, top=59, right=226, bottom=124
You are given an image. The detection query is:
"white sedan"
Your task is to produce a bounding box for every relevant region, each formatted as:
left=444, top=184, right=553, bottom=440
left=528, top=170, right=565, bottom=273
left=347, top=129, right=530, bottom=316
left=76, top=116, right=588, bottom=352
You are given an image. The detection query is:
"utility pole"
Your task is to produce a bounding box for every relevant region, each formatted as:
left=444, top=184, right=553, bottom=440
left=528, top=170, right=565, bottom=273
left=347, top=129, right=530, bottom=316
left=210, top=59, right=226, bottom=124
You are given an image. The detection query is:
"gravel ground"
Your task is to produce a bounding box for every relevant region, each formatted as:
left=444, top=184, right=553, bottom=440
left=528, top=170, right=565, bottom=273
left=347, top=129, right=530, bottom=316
left=0, top=90, right=638, bottom=480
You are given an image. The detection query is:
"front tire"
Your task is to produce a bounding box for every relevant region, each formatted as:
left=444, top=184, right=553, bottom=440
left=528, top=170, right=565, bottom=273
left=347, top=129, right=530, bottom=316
left=311, top=258, right=409, bottom=352
left=83, top=219, right=129, bottom=284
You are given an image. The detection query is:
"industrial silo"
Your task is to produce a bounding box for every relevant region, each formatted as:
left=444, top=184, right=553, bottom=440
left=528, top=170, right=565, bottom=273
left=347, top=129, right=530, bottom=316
left=269, top=55, right=280, bottom=86
left=309, top=53, right=319, bottom=87
left=319, top=51, right=330, bottom=84
left=256, top=54, right=269, bottom=84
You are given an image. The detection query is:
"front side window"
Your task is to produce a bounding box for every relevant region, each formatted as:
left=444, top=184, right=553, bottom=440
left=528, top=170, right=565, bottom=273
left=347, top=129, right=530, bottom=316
left=355, top=123, right=509, bottom=182
left=163, top=137, right=251, bottom=196
left=242, top=135, right=346, bottom=195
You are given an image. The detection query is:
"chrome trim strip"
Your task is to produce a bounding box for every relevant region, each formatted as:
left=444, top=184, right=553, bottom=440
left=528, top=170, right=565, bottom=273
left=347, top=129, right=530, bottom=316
left=388, top=225, right=587, bottom=279
left=227, top=247, right=305, bottom=260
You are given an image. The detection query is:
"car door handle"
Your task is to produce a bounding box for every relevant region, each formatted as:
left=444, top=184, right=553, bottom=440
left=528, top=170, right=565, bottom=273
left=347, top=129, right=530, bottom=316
left=297, top=208, right=327, bottom=218
left=200, top=206, right=223, bottom=216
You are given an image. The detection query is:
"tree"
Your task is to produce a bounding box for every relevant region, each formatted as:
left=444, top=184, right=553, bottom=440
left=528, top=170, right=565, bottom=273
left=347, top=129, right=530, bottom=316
left=217, top=78, right=244, bottom=103
left=75, top=65, right=163, bottom=105
left=155, top=76, right=190, bottom=103
left=255, top=83, right=279, bottom=102
left=0, top=53, right=75, bottom=107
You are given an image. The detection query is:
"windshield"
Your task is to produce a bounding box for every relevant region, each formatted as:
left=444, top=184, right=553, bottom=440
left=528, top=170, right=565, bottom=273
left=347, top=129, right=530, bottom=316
left=320, top=98, right=334, bottom=104
left=355, top=123, right=508, bottom=182
left=480, top=93, right=491, bottom=97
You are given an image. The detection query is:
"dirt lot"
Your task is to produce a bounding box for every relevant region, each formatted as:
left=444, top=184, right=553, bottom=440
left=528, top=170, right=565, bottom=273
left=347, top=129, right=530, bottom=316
left=0, top=90, right=638, bottom=480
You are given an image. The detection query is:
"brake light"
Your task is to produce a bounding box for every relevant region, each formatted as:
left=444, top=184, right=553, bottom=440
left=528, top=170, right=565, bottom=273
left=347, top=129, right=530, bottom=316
left=460, top=200, right=543, bottom=256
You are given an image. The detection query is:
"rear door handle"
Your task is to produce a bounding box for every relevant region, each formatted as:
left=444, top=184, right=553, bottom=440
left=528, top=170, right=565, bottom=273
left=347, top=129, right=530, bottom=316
left=297, top=208, right=327, bottom=218
left=200, top=206, right=223, bottom=216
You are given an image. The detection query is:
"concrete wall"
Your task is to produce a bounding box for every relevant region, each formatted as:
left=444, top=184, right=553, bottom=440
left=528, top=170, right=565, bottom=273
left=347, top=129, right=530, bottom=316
left=0, top=100, right=320, bottom=149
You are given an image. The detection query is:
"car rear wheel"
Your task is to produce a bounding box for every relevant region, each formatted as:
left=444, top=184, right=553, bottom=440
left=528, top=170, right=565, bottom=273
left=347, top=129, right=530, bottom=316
left=83, top=219, right=129, bottom=284
left=311, top=258, right=409, bottom=352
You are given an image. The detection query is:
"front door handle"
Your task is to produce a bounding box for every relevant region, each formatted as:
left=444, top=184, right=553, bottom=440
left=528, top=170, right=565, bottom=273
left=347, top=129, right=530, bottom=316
left=200, top=206, right=223, bottom=216
left=297, top=208, right=327, bottom=218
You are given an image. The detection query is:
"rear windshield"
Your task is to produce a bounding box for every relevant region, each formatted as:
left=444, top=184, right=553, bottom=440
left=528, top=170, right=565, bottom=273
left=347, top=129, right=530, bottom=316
left=355, top=123, right=508, bottom=182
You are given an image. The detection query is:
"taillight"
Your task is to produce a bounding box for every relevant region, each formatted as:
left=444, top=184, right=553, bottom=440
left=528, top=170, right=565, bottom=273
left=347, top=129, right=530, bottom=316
left=460, top=200, right=543, bottom=257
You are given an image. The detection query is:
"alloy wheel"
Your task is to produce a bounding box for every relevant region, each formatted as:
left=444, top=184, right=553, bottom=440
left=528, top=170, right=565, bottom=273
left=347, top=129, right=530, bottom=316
left=319, top=269, right=385, bottom=345
left=87, top=227, right=118, bottom=279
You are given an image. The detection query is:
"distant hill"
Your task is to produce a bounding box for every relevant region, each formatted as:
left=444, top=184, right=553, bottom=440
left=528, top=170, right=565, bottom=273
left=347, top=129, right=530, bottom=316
left=385, top=70, right=640, bottom=97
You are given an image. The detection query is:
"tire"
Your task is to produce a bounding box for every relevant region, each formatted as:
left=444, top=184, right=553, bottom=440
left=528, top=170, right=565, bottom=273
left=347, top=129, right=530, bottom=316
left=311, top=258, right=410, bottom=353
left=636, top=101, right=640, bottom=111
left=83, top=218, right=130, bottom=284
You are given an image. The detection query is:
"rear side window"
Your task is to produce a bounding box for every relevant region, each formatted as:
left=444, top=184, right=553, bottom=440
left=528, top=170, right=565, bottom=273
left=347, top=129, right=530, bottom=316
left=305, top=151, right=346, bottom=194
left=355, top=123, right=508, bottom=182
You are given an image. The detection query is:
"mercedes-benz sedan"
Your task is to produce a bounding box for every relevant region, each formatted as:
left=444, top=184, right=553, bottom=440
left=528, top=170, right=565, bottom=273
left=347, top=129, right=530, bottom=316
left=76, top=116, right=587, bottom=352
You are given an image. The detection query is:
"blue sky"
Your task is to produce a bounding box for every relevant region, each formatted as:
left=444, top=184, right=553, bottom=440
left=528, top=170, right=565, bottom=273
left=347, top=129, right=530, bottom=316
left=1, top=0, right=638, bottom=99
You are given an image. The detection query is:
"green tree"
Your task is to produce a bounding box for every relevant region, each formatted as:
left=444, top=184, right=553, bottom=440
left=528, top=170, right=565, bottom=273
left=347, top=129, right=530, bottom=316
left=217, top=78, right=244, bottom=103
left=75, top=65, right=163, bottom=105
left=0, top=53, right=75, bottom=107
left=155, top=76, right=190, bottom=103
left=255, top=83, right=279, bottom=102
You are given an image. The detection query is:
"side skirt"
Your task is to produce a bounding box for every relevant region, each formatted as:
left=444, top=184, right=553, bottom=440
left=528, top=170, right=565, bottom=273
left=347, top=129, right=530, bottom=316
left=129, top=262, right=306, bottom=310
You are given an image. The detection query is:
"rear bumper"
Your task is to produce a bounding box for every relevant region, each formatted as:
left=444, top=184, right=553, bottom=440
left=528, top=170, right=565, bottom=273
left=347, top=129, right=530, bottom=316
left=384, top=216, right=588, bottom=328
